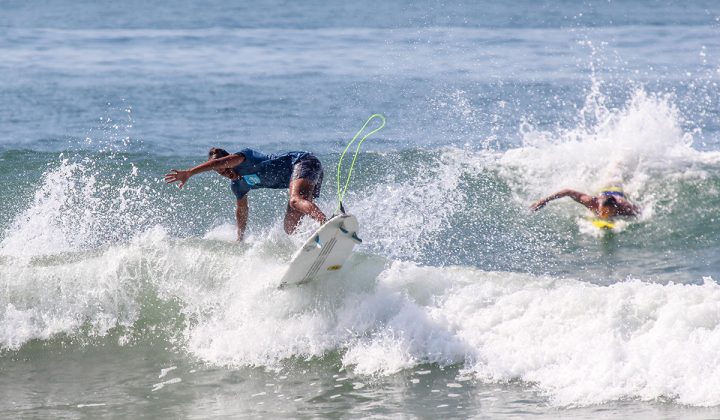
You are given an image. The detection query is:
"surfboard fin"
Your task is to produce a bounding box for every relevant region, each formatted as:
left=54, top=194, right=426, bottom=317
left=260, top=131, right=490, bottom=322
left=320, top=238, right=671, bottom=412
left=338, top=222, right=361, bottom=243
left=351, top=232, right=362, bottom=244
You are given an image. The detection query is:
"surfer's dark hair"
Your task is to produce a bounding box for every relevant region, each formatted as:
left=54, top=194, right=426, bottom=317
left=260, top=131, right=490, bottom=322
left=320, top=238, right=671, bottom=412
left=208, top=147, right=230, bottom=160
left=601, top=195, right=617, bottom=207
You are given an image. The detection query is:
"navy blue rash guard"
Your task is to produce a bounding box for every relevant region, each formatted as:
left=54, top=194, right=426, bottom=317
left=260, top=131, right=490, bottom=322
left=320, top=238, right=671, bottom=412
left=229, top=148, right=311, bottom=199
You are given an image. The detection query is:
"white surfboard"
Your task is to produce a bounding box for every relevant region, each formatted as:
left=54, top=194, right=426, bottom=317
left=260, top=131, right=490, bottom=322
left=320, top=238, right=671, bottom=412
left=278, top=213, right=361, bottom=288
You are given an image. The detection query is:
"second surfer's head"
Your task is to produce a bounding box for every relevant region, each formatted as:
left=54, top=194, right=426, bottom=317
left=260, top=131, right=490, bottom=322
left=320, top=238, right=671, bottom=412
left=601, top=195, right=617, bottom=208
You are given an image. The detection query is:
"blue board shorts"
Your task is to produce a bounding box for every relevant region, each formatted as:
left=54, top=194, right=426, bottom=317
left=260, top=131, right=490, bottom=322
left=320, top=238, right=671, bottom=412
left=291, top=155, right=323, bottom=198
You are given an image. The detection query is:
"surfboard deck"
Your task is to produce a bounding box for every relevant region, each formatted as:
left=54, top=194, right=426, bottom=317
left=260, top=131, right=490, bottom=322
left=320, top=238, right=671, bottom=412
left=278, top=213, right=361, bottom=288
left=589, top=217, right=616, bottom=230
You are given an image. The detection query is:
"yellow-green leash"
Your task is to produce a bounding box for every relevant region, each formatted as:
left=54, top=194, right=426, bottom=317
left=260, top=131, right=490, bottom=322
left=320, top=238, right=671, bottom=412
left=336, top=114, right=386, bottom=213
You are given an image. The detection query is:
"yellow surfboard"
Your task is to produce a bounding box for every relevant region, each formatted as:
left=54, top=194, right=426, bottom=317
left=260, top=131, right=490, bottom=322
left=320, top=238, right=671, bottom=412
left=589, top=218, right=616, bottom=230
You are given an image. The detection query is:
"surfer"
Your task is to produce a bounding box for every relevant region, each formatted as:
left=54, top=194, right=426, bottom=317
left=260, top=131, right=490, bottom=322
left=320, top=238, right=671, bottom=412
left=530, top=186, right=639, bottom=219
left=165, top=148, right=327, bottom=240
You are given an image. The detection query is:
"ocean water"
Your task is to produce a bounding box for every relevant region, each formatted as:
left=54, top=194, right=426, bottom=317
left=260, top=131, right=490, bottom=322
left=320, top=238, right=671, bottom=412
left=2, top=0, right=720, bottom=418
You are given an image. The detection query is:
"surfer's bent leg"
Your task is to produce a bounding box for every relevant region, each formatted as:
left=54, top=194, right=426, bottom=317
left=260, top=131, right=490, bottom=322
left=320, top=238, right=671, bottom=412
left=285, top=157, right=326, bottom=233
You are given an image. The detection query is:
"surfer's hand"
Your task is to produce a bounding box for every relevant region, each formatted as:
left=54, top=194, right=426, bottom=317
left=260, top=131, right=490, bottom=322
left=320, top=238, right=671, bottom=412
left=164, top=169, right=191, bottom=188
left=530, top=200, right=546, bottom=212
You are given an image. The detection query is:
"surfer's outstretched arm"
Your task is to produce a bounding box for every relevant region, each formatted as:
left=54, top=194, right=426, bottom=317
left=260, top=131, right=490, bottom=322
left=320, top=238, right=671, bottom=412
left=530, top=189, right=594, bottom=212
left=164, top=154, right=245, bottom=188
left=236, top=196, right=248, bottom=241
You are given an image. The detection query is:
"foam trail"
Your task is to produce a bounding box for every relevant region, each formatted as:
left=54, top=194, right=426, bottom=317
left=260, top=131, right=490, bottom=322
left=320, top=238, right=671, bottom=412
left=183, top=256, right=720, bottom=406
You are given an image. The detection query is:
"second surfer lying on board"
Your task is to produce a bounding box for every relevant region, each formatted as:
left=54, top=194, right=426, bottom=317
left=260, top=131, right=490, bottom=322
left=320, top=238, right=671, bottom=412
left=530, top=185, right=640, bottom=219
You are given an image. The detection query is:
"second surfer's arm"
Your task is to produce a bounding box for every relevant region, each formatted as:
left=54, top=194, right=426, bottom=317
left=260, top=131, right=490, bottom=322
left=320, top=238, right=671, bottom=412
left=530, top=189, right=594, bottom=211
